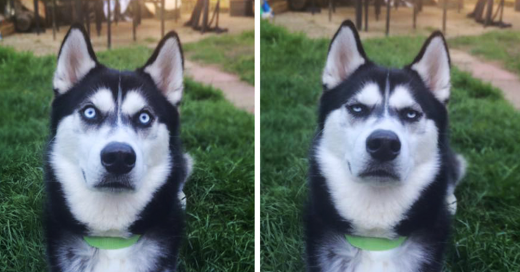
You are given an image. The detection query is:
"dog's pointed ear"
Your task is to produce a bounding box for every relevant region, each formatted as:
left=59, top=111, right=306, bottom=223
left=53, top=24, right=98, bottom=95
left=408, top=32, right=451, bottom=103
left=139, top=32, right=184, bottom=106
left=322, top=20, right=368, bottom=90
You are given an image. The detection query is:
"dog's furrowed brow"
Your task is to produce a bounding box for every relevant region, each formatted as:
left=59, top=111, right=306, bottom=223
left=389, top=85, right=420, bottom=110
left=122, top=90, right=148, bottom=116
left=90, top=88, right=115, bottom=113
left=351, top=82, right=382, bottom=106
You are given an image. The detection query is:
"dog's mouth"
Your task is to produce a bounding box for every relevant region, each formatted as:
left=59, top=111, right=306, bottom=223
left=94, top=175, right=135, bottom=192
left=359, top=168, right=400, bottom=181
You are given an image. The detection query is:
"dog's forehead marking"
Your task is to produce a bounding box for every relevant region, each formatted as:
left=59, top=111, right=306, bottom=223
left=389, top=85, right=416, bottom=109
left=117, top=74, right=123, bottom=125
left=91, top=88, right=115, bottom=113
left=122, top=90, right=147, bottom=115
left=354, top=82, right=381, bottom=106
left=383, top=73, right=390, bottom=114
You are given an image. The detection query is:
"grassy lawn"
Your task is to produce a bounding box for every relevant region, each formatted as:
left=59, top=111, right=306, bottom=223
left=449, top=31, right=520, bottom=76
left=261, top=22, right=520, bottom=272
left=183, top=31, right=254, bottom=85
left=0, top=45, right=254, bottom=272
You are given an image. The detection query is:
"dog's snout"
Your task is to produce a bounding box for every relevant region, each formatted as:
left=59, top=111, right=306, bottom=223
left=366, top=130, right=401, bottom=162
left=101, top=142, right=136, bottom=175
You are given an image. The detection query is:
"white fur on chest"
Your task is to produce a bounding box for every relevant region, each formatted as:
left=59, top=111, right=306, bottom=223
left=317, top=235, right=428, bottom=272
left=58, top=237, right=167, bottom=272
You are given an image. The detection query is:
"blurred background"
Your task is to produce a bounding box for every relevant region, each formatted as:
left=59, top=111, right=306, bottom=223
left=260, top=0, right=520, bottom=271
left=0, top=0, right=254, bottom=271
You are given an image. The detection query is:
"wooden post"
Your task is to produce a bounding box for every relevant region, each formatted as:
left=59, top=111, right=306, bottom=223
left=364, top=0, right=368, bottom=31
left=375, top=0, right=381, bottom=20
left=161, top=0, right=165, bottom=37
left=33, top=0, right=40, bottom=35
left=174, top=0, right=178, bottom=22
left=201, top=0, right=209, bottom=33
left=413, top=0, right=417, bottom=29
left=328, top=0, right=332, bottom=22
left=75, top=0, right=83, bottom=24
left=442, top=0, right=447, bottom=33
left=386, top=0, right=390, bottom=36
left=86, top=3, right=91, bottom=37
left=95, top=0, right=102, bottom=36
left=499, top=0, right=504, bottom=22
left=137, top=0, right=142, bottom=25
left=215, top=0, right=220, bottom=28
left=107, top=0, right=111, bottom=49
left=115, top=0, right=119, bottom=25
left=133, top=0, right=137, bottom=41
left=356, top=0, right=362, bottom=29
left=52, top=0, right=57, bottom=40
left=484, top=0, right=492, bottom=27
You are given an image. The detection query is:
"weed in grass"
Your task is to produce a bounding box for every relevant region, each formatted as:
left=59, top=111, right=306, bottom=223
left=144, top=37, right=159, bottom=44
left=0, top=45, right=254, bottom=272
left=260, top=21, right=520, bottom=272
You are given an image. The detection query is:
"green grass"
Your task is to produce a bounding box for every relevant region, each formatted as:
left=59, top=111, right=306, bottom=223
left=261, top=22, right=520, bottom=272
left=184, top=31, right=254, bottom=85
left=0, top=45, right=254, bottom=272
left=449, top=31, right=520, bottom=76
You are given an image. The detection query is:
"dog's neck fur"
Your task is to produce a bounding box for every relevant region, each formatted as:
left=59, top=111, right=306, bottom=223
left=310, top=134, right=447, bottom=238
left=307, top=135, right=451, bottom=272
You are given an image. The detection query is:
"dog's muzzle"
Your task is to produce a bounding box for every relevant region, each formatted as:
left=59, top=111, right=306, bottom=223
left=94, top=142, right=136, bottom=191
left=359, top=129, right=401, bottom=181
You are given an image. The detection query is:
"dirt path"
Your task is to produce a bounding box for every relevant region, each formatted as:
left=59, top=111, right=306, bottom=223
left=450, top=49, right=520, bottom=109
left=185, top=60, right=255, bottom=114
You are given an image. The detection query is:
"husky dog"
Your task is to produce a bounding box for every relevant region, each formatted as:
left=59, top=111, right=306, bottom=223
left=305, top=20, right=466, bottom=272
left=44, top=25, right=192, bottom=272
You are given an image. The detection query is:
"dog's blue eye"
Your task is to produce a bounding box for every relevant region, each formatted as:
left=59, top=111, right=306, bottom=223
left=83, top=107, right=97, bottom=119
left=347, top=104, right=369, bottom=116
left=139, top=112, right=151, bottom=125
left=401, top=108, right=422, bottom=122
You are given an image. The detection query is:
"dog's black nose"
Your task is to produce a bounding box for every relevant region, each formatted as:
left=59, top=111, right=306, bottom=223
left=101, top=142, right=136, bottom=175
left=366, top=130, right=401, bottom=162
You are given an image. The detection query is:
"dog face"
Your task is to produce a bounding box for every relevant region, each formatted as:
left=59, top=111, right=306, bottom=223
left=318, top=21, right=450, bottom=187
left=52, top=82, right=173, bottom=193
left=48, top=26, right=184, bottom=232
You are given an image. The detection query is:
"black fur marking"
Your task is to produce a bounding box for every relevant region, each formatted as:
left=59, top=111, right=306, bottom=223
left=327, top=20, right=370, bottom=65
left=137, top=31, right=185, bottom=107
left=405, top=31, right=452, bottom=105
left=57, top=23, right=98, bottom=64
left=323, top=20, right=373, bottom=92
left=139, top=31, right=185, bottom=71
left=45, top=25, right=187, bottom=272
left=406, top=31, right=451, bottom=70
